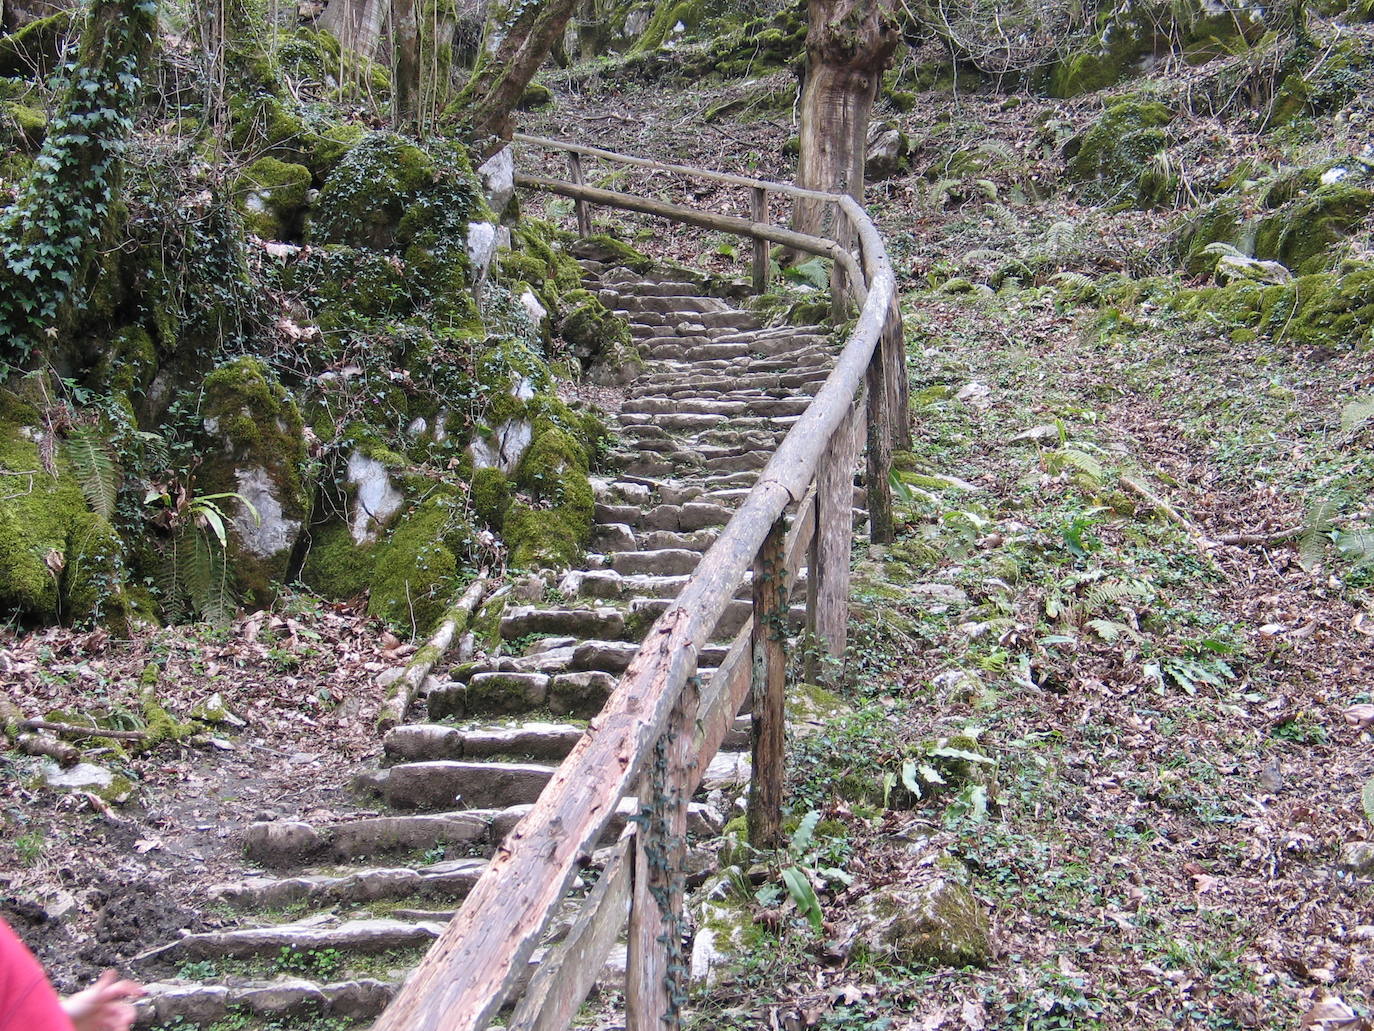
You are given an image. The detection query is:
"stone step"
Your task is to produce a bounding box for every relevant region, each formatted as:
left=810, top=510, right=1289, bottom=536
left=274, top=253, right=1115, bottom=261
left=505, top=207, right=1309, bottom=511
left=243, top=812, right=491, bottom=866
left=609, top=548, right=702, bottom=576
left=209, top=858, right=487, bottom=909
left=379, top=760, right=555, bottom=811
left=500, top=605, right=627, bottom=641
left=142, top=918, right=446, bottom=962
left=600, top=291, right=728, bottom=314
left=384, top=722, right=585, bottom=763
left=136, top=976, right=396, bottom=1026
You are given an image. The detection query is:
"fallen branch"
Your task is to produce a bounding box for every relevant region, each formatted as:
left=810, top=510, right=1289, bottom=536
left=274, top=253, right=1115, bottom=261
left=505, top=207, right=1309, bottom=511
left=376, top=574, right=491, bottom=732
left=1214, top=528, right=1300, bottom=547
left=20, top=719, right=150, bottom=741
left=17, top=732, right=81, bottom=765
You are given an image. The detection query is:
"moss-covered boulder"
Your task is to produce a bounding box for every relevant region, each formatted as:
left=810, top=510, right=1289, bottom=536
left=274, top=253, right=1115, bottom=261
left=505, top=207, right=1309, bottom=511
left=1252, top=183, right=1374, bottom=275
left=848, top=874, right=992, bottom=967
left=198, top=357, right=310, bottom=606
left=0, top=100, right=46, bottom=151
left=0, top=10, right=74, bottom=79
left=367, top=490, right=474, bottom=634
left=558, top=289, right=642, bottom=385
left=235, top=156, right=311, bottom=240
left=1064, top=98, right=1174, bottom=208
left=313, top=132, right=441, bottom=249
left=503, top=401, right=602, bottom=570
left=0, top=409, right=128, bottom=626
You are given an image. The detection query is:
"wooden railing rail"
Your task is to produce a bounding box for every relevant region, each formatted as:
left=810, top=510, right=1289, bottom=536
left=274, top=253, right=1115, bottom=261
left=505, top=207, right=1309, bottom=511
left=370, top=138, right=905, bottom=1031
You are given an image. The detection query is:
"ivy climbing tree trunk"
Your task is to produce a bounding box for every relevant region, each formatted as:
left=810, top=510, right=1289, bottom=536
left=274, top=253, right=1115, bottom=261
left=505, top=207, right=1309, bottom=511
left=0, top=0, right=156, bottom=370
left=446, top=0, right=580, bottom=154
left=793, top=0, right=900, bottom=238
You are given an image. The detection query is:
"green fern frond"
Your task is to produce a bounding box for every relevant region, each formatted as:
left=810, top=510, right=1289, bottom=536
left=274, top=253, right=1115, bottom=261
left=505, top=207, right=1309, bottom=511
left=1335, top=528, right=1374, bottom=568
left=1047, top=446, right=1106, bottom=485
left=1084, top=578, right=1153, bottom=613
left=962, top=248, right=1006, bottom=266
left=1086, top=617, right=1140, bottom=643
left=156, top=530, right=191, bottom=624
left=1200, top=241, right=1245, bottom=262
left=1341, top=395, right=1374, bottom=434
left=1299, top=499, right=1338, bottom=571
left=186, top=529, right=236, bottom=625
left=64, top=426, right=118, bottom=521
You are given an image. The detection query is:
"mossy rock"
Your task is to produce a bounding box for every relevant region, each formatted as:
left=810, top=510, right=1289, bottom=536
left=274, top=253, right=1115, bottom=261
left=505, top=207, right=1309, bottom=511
left=571, top=234, right=653, bottom=274
left=471, top=467, right=511, bottom=531
left=0, top=414, right=129, bottom=627
left=235, top=156, right=311, bottom=240
left=558, top=289, right=632, bottom=361
left=367, top=490, right=472, bottom=634
left=1252, top=183, right=1374, bottom=274
left=0, top=100, right=46, bottom=151
left=300, top=518, right=377, bottom=599
left=849, top=874, right=992, bottom=967
left=504, top=416, right=597, bottom=569
left=1064, top=98, right=1174, bottom=208
left=517, top=81, right=554, bottom=109
left=313, top=131, right=440, bottom=248
left=0, top=10, right=74, bottom=79
left=198, top=357, right=310, bottom=606
left=93, top=326, right=157, bottom=395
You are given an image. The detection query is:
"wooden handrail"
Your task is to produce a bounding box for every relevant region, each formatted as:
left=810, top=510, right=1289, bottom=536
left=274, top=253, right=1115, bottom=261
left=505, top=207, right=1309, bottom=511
left=371, top=137, right=903, bottom=1031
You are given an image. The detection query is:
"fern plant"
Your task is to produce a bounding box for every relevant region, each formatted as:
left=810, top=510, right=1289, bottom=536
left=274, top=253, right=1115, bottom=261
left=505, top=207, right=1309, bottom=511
left=149, top=486, right=259, bottom=624
left=64, top=425, right=119, bottom=521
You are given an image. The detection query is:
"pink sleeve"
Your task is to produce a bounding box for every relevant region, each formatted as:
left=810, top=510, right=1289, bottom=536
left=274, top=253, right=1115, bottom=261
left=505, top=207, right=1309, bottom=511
left=0, top=917, right=76, bottom=1031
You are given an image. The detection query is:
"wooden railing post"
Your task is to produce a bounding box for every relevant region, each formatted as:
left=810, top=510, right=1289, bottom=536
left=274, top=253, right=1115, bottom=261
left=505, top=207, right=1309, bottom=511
left=626, top=677, right=699, bottom=1031
left=809, top=408, right=859, bottom=683
left=747, top=518, right=787, bottom=848
left=750, top=187, right=770, bottom=295
left=567, top=152, right=593, bottom=237
left=886, top=301, right=910, bottom=452
left=865, top=347, right=895, bottom=546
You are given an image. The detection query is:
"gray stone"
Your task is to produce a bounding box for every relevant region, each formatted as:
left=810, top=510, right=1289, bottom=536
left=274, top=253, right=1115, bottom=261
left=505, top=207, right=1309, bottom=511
left=239, top=978, right=325, bottom=1017
left=548, top=670, right=618, bottom=716
left=382, top=760, right=555, bottom=810
left=384, top=724, right=465, bottom=762
left=325, top=812, right=489, bottom=858
left=40, top=762, right=117, bottom=793
left=322, top=979, right=396, bottom=1020
left=233, top=466, right=302, bottom=559
left=174, top=919, right=445, bottom=959
left=461, top=723, right=584, bottom=760
left=143, top=984, right=229, bottom=1026
left=1338, top=840, right=1374, bottom=877
left=465, top=672, right=550, bottom=713
left=572, top=640, right=639, bottom=673
left=243, top=821, right=323, bottom=864
left=679, top=502, right=732, bottom=530
left=500, top=606, right=626, bottom=640
left=345, top=451, right=404, bottom=544
left=866, top=127, right=910, bottom=180
left=847, top=877, right=992, bottom=967
left=477, top=145, right=515, bottom=214
left=610, top=548, right=700, bottom=577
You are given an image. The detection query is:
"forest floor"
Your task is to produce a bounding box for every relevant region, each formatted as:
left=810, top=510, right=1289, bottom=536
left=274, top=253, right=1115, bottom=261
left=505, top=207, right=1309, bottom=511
left=2, top=57, right=1373, bottom=1031
left=523, top=70, right=1374, bottom=1031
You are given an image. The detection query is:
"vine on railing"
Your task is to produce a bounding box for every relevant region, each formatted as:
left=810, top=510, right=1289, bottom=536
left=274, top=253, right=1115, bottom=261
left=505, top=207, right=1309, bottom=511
left=369, top=136, right=905, bottom=1031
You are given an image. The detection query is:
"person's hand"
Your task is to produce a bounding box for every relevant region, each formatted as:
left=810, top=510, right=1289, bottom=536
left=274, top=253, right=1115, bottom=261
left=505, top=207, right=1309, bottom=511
left=61, top=969, right=145, bottom=1031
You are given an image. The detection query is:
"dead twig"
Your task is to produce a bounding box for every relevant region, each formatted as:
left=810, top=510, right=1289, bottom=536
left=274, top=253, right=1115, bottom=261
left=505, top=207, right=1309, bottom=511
left=19, top=719, right=151, bottom=742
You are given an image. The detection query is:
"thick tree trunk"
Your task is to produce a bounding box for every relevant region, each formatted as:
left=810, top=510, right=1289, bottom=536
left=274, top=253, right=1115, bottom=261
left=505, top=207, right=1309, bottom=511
left=320, top=0, right=388, bottom=60
left=794, top=0, right=899, bottom=238
left=391, top=0, right=420, bottom=127
left=446, top=0, right=578, bottom=153
left=0, top=0, right=155, bottom=368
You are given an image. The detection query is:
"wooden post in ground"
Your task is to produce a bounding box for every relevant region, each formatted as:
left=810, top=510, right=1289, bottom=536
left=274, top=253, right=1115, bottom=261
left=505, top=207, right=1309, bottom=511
left=625, top=677, right=699, bottom=1031
left=748, top=518, right=788, bottom=848
left=811, top=408, right=858, bottom=682
left=567, top=152, right=593, bottom=237
left=865, top=348, right=895, bottom=546
left=886, top=301, right=910, bottom=451
left=750, top=187, right=770, bottom=295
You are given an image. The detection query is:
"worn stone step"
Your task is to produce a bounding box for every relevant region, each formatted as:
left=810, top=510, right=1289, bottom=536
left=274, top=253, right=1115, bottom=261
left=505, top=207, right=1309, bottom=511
left=136, top=977, right=396, bottom=1026
left=384, top=722, right=585, bottom=763
left=243, top=812, right=491, bottom=866
left=381, top=760, right=556, bottom=810
left=209, top=858, right=487, bottom=909
left=143, top=918, right=446, bottom=962
left=500, top=605, right=627, bottom=641
left=609, top=548, right=702, bottom=576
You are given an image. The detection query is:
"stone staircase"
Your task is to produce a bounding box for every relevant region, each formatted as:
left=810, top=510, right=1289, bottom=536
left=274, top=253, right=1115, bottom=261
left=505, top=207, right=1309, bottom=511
left=131, top=253, right=848, bottom=1028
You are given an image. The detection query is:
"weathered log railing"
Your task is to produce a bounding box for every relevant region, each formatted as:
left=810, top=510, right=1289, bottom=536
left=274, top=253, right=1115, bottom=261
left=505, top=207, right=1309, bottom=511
left=370, top=136, right=907, bottom=1031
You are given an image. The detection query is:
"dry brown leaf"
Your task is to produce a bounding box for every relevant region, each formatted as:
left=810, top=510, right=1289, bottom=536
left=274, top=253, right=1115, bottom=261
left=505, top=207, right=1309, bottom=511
left=1342, top=704, right=1374, bottom=730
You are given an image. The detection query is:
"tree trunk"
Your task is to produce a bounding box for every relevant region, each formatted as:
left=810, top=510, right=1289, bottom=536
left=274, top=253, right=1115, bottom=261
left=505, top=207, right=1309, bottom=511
left=446, top=0, right=579, bottom=154
left=794, top=0, right=900, bottom=238
left=392, top=0, right=420, bottom=128
left=320, top=0, right=389, bottom=60
left=0, top=0, right=155, bottom=368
